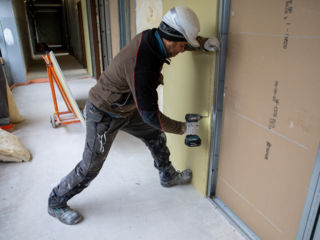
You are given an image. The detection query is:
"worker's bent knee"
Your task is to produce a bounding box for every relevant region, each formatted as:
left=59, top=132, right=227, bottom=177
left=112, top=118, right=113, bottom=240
left=145, top=132, right=168, bottom=151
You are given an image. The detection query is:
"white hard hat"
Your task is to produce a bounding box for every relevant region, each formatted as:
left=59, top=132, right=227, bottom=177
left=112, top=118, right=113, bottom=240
left=162, top=6, right=200, bottom=47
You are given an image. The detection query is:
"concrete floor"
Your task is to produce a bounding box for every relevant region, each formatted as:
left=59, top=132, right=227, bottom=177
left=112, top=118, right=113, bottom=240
left=0, top=55, right=246, bottom=240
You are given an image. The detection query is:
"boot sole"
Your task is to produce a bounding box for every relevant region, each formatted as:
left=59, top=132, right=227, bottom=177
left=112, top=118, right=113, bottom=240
left=48, top=208, right=83, bottom=225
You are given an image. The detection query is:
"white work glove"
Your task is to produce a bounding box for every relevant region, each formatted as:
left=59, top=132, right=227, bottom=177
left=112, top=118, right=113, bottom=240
left=204, top=37, right=220, bottom=52
left=185, top=121, right=200, bottom=135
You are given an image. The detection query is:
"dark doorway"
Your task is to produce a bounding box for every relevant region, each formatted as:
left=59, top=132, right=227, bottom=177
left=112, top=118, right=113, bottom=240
left=97, top=0, right=112, bottom=71
left=25, top=0, right=68, bottom=54
left=77, top=1, right=87, bottom=68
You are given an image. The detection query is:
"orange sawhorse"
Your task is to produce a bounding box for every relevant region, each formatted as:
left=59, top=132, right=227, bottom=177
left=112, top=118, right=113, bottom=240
left=42, top=53, right=80, bottom=128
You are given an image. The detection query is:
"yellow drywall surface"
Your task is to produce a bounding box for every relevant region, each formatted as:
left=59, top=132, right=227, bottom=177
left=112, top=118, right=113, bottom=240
left=162, top=0, right=218, bottom=196
left=81, top=0, right=92, bottom=76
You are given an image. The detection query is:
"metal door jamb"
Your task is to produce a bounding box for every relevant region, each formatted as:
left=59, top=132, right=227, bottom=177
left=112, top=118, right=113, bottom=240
left=296, top=144, right=320, bottom=240
left=206, top=1, right=260, bottom=239
left=207, top=0, right=230, bottom=199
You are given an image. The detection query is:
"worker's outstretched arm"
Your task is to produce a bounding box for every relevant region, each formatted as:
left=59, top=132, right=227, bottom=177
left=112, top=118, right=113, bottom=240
left=185, top=36, right=220, bottom=52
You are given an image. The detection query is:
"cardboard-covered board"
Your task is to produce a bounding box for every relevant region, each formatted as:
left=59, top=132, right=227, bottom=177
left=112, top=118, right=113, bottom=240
left=216, top=0, right=320, bottom=239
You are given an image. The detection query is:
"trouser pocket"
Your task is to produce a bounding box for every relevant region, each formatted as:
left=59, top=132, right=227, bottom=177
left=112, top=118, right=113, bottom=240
left=85, top=102, right=113, bottom=154
left=84, top=101, right=104, bottom=122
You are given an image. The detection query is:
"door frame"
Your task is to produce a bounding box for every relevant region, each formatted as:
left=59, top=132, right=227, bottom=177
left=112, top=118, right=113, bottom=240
left=77, top=1, right=87, bottom=68
left=97, top=0, right=112, bottom=70
left=86, top=0, right=101, bottom=79
left=207, top=0, right=230, bottom=199
left=118, top=0, right=131, bottom=50
left=296, top=144, right=320, bottom=240
left=206, top=0, right=260, bottom=239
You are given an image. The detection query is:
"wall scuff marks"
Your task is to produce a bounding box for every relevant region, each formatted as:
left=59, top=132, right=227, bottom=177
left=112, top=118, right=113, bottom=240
left=135, top=0, right=162, bottom=34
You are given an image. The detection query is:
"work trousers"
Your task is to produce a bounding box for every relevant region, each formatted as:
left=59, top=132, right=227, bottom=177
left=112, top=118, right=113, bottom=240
left=49, top=100, right=171, bottom=208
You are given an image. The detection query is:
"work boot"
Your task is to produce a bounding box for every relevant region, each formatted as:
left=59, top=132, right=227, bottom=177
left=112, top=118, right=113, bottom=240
left=160, top=165, right=192, bottom=187
left=48, top=205, right=83, bottom=225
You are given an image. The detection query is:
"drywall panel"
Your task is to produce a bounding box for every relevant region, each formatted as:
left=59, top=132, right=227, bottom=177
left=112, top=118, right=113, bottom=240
left=81, top=0, right=93, bottom=76
left=216, top=0, right=320, bottom=239
left=163, top=0, right=218, bottom=196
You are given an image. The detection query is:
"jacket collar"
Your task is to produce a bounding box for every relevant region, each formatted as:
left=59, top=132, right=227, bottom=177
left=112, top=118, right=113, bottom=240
left=142, top=29, right=171, bottom=65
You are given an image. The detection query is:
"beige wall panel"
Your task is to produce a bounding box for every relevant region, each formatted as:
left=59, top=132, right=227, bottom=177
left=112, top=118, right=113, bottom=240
left=216, top=0, right=320, bottom=239
left=163, top=0, right=218, bottom=196
left=217, top=109, right=315, bottom=240
left=224, top=35, right=320, bottom=148
left=228, top=0, right=320, bottom=35
left=110, top=0, right=120, bottom=57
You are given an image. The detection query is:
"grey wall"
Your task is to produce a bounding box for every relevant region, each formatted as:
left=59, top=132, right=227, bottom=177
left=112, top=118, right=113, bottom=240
left=12, top=0, right=32, bottom=69
left=0, top=63, right=9, bottom=125
left=0, top=0, right=27, bottom=85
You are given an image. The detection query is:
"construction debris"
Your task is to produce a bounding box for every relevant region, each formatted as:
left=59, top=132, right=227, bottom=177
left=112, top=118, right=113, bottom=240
left=0, top=129, right=31, bottom=162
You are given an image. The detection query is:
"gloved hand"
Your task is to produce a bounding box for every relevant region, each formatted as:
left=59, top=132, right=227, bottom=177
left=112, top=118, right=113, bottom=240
left=204, top=37, right=220, bottom=52
left=185, top=121, right=200, bottom=135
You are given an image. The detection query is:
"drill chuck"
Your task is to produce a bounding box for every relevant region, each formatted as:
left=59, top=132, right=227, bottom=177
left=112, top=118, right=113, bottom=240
left=185, top=114, right=203, bottom=122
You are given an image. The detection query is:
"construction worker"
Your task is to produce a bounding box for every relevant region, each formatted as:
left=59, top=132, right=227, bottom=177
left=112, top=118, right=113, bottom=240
left=48, top=6, right=220, bottom=225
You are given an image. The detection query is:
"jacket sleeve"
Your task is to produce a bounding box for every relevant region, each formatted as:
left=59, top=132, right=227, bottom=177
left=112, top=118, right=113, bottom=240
left=134, top=70, right=185, bottom=134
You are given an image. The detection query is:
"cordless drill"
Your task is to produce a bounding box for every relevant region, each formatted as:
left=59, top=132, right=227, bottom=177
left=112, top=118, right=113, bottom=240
left=185, top=114, right=206, bottom=147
